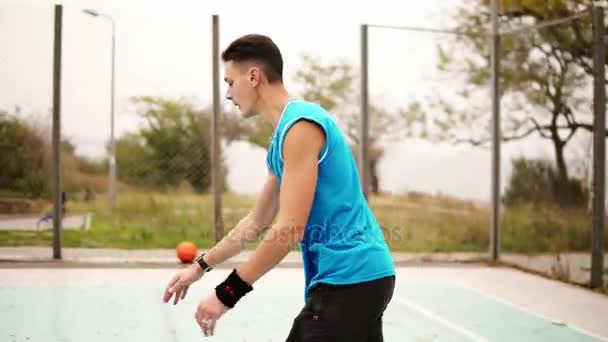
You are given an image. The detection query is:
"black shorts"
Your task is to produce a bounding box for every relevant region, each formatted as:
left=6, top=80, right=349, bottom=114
left=285, top=275, right=395, bottom=342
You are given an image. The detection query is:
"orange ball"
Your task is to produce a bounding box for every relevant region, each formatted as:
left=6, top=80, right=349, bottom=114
left=176, top=241, right=198, bottom=264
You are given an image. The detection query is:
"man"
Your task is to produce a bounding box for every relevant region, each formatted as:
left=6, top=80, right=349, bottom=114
left=162, top=34, right=395, bottom=341
left=37, top=191, right=67, bottom=229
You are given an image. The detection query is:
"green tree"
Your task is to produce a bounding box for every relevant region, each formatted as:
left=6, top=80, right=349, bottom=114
left=403, top=0, right=604, bottom=204
left=120, top=96, right=227, bottom=192
left=115, top=132, right=154, bottom=187
left=504, top=157, right=587, bottom=207
left=498, top=0, right=601, bottom=78
left=0, top=112, right=51, bottom=198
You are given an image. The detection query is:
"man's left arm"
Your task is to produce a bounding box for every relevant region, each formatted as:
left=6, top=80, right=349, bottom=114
left=236, top=119, right=325, bottom=284
left=195, top=120, right=325, bottom=336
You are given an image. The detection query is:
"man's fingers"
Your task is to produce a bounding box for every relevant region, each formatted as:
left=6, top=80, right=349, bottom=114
left=195, top=312, right=209, bottom=336
left=194, top=309, right=202, bottom=325
left=208, top=319, right=217, bottom=336
left=173, top=287, right=183, bottom=305
left=163, top=275, right=180, bottom=303
left=165, top=275, right=179, bottom=292
left=202, top=318, right=213, bottom=337
left=195, top=308, right=215, bottom=337
left=202, top=322, right=209, bottom=337
left=181, top=285, right=189, bottom=300
left=163, top=286, right=176, bottom=303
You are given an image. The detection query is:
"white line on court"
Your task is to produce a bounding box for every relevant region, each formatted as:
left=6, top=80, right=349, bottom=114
left=394, top=296, right=489, bottom=342
left=452, top=283, right=608, bottom=342
left=161, top=303, right=181, bottom=342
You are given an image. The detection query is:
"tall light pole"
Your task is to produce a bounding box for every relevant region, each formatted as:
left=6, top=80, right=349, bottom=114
left=83, top=9, right=116, bottom=212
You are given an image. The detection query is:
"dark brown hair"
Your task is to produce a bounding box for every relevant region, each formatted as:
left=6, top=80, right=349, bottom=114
left=221, top=34, right=283, bottom=83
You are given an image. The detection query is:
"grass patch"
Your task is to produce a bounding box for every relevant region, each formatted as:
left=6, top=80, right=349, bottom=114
left=368, top=193, right=488, bottom=252
left=1, top=190, right=605, bottom=253
left=501, top=203, right=603, bottom=253
left=0, top=191, right=254, bottom=249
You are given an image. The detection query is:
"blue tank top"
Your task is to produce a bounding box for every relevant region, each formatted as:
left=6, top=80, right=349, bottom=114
left=266, top=100, right=395, bottom=299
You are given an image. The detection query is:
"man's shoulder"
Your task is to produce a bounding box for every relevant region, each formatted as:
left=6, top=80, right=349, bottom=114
left=282, top=102, right=335, bottom=131
left=285, top=99, right=328, bottom=114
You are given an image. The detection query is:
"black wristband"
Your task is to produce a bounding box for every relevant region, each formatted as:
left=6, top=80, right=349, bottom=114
left=215, top=269, right=253, bottom=308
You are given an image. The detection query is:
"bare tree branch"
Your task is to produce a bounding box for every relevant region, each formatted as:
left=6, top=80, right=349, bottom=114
left=530, top=117, right=553, bottom=139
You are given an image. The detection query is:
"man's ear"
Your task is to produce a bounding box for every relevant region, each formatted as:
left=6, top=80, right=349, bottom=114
left=248, top=66, right=261, bottom=87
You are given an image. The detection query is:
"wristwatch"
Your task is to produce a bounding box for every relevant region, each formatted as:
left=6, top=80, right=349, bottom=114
left=195, top=253, right=213, bottom=272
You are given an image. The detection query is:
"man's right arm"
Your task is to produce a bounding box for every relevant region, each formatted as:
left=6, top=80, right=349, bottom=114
left=163, top=173, right=279, bottom=305
left=198, top=172, right=280, bottom=269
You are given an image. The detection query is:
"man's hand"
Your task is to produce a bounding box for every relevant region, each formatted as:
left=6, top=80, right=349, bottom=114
left=195, top=292, right=229, bottom=337
left=162, top=264, right=204, bottom=305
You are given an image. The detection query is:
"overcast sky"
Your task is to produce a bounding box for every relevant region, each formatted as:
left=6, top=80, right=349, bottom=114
left=2, top=0, right=594, bottom=202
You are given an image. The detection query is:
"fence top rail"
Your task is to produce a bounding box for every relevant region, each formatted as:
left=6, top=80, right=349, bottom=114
left=363, top=7, right=594, bottom=38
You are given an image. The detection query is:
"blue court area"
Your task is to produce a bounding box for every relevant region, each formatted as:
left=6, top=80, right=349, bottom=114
left=1, top=267, right=606, bottom=341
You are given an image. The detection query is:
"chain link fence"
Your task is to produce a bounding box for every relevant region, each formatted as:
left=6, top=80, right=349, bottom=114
left=1, top=1, right=605, bottom=289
